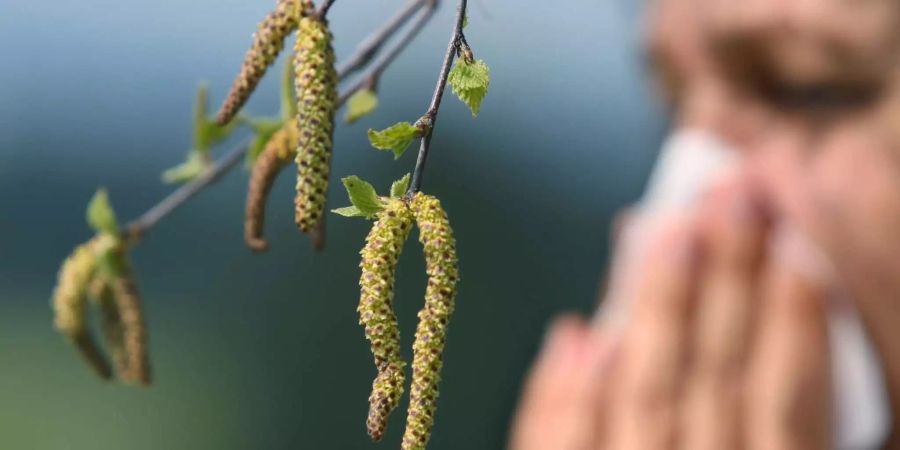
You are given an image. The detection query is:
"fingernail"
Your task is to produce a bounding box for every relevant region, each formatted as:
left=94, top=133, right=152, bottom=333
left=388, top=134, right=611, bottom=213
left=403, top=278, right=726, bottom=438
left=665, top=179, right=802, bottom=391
left=710, top=167, right=740, bottom=192
left=542, top=315, right=585, bottom=368
left=586, top=328, right=622, bottom=377
left=667, top=218, right=699, bottom=265
left=771, top=226, right=835, bottom=288
left=646, top=215, right=697, bottom=264
left=727, top=186, right=755, bottom=223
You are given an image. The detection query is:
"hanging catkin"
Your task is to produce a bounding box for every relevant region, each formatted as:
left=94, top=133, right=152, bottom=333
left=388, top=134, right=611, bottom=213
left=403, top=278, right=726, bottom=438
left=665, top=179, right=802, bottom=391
left=107, top=249, right=152, bottom=386
left=245, top=120, right=299, bottom=251
left=402, top=193, right=459, bottom=450
left=293, top=15, right=337, bottom=234
left=52, top=238, right=112, bottom=379
left=89, top=275, right=128, bottom=378
left=98, top=246, right=151, bottom=386
left=215, top=0, right=312, bottom=125
left=359, top=199, right=414, bottom=441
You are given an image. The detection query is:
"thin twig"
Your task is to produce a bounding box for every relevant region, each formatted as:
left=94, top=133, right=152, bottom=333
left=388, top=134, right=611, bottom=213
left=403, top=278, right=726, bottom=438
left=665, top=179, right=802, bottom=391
left=336, top=0, right=432, bottom=81
left=338, top=0, right=438, bottom=105
left=126, top=139, right=249, bottom=239
left=124, top=1, right=437, bottom=239
left=407, top=0, right=467, bottom=195
left=317, top=0, right=338, bottom=18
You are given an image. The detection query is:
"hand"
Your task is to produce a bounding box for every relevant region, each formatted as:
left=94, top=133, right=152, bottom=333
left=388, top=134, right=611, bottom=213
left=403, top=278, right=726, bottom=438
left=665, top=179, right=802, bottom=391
left=651, top=0, right=900, bottom=438
left=694, top=0, right=900, bottom=435
left=746, top=86, right=900, bottom=442
left=509, top=179, right=832, bottom=450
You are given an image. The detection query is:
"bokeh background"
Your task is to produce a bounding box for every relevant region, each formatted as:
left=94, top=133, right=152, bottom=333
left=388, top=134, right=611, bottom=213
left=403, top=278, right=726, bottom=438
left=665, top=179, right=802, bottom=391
left=0, top=0, right=666, bottom=448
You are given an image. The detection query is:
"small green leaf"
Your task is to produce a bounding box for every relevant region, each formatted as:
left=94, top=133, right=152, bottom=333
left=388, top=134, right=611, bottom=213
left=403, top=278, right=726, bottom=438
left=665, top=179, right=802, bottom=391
left=162, top=152, right=209, bottom=184
left=331, top=206, right=368, bottom=217
left=206, top=116, right=241, bottom=144
left=367, top=122, right=424, bottom=159
left=86, top=189, right=119, bottom=235
left=448, top=59, right=490, bottom=116
left=281, top=59, right=297, bottom=120
left=191, top=83, right=242, bottom=153
left=344, top=89, right=379, bottom=124
left=246, top=118, right=285, bottom=166
left=340, top=176, right=385, bottom=218
left=95, top=242, right=123, bottom=276
left=462, top=14, right=468, bottom=29
left=193, top=83, right=209, bottom=137
left=390, top=173, right=411, bottom=198
left=192, top=83, right=213, bottom=151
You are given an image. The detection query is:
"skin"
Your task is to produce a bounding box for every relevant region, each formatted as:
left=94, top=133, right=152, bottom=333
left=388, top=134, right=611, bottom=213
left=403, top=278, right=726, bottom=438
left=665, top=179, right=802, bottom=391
left=700, top=0, right=900, bottom=96
left=748, top=84, right=900, bottom=447
left=510, top=176, right=831, bottom=450
left=704, top=0, right=900, bottom=441
left=511, top=0, right=900, bottom=447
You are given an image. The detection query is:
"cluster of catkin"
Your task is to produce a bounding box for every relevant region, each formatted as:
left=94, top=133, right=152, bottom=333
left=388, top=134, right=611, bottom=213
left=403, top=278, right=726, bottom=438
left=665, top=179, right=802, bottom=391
left=292, top=15, right=337, bottom=236
left=359, top=194, right=459, bottom=450
left=217, top=2, right=460, bottom=448
left=51, top=235, right=151, bottom=385
left=244, top=120, right=299, bottom=251
left=216, top=0, right=312, bottom=126
left=216, top=0, right=337, bottom=251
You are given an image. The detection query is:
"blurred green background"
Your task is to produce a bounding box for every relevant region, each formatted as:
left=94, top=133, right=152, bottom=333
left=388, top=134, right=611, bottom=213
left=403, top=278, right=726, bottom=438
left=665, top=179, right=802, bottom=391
left=0, top=0, right=665, bottom=448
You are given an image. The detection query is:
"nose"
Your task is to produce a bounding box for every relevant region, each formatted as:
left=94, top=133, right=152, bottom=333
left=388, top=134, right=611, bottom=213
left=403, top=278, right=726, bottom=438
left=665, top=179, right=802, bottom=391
left=676, top=78, right=772, bottom=154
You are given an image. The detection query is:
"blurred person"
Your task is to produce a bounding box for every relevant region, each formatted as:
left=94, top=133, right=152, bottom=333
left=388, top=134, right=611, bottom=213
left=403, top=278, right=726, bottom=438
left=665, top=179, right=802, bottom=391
left=509, top=0, right=900, bottom=448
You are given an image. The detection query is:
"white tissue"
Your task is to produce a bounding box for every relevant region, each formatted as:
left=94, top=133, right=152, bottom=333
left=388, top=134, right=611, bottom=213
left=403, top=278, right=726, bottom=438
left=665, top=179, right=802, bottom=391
left=598, top=129, right=889, bottom=449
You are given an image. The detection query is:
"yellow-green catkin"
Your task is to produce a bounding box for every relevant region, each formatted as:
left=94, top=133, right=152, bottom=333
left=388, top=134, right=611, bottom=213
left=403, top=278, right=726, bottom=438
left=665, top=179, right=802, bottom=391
left=293, top=15, right=337, bottom=235
left=215, top=0, right=311, bottom=125
left=108, top=252, right=152, bottom=386
left=52, top=239, right=112, bottom=379
left=89, top=275, right=128, bottom=378
left=245, top=120, right=299, bottom=251
left=402, top=193, right=459, bottom=450
left=359, top=199, right=414, bottom=441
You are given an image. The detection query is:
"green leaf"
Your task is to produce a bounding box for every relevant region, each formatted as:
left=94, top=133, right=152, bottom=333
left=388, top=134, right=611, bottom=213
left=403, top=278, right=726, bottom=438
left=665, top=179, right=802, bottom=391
left=193, top=83, right=209, bottom=138
left=86, top=189, right=119, bottom=235
left=340, top=176, right=385, bottom=218
left=344, top=89, right=379, bottom=124
left=462, top=14, right=468, bottom=29
left=448, top=59, right=490, bottom=116
left=331, top=206, right=368, bottom=217
left=162, top=152, right=209, bottom=184
left=95, top=242, right=123, bottom=276
left=191, top=83, right=242, bottom=152
left=192, top=83, right=213, bottom=151
left=281, top=59, right=297, bottom=119
left=206, top=116, right=241, bottom=144
left=390, top=173, right=411, bottom=198
left=246, top=118, right=285, bottom=166
left=367, top=122, right=424, bottom=159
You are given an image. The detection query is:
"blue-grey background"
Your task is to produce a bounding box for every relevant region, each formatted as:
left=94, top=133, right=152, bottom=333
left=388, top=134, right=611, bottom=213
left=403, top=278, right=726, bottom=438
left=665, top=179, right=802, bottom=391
left=0, top=0, right=665, bottom=448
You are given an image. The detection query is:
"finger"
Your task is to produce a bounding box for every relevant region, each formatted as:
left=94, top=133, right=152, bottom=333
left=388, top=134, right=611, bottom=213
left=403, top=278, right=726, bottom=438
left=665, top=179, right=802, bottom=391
left=746, top=236, right=832, bottom=450
left=810, top=122, right=900, bottom=446
left=595, top=208, right=637, bottom=310
left=746, top=120, right=837, bottom=255
left=609, top=216, right=700, bottom=450
left=751, top=120, right=900, bottom=441
left=509, top=315, right=618, bottom=450
left=682, top=176, right=767, bottom=450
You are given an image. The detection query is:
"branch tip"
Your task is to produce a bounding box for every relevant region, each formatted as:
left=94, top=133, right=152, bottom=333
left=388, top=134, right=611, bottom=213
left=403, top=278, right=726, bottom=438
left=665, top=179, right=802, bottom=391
left=408, top=0, right=469, bottom=195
